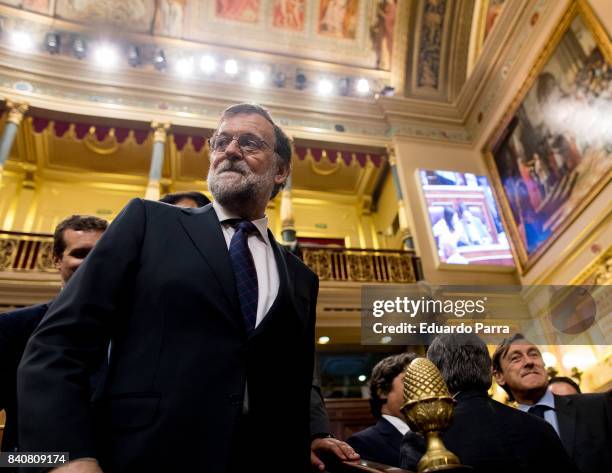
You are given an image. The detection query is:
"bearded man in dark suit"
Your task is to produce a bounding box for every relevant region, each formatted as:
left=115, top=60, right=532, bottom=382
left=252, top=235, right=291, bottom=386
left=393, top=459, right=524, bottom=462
left=18, top=104, right=319, bottom=473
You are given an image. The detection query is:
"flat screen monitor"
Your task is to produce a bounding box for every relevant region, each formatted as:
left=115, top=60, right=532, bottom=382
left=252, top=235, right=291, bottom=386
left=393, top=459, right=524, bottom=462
left=418, top=170, right=514, bottom=267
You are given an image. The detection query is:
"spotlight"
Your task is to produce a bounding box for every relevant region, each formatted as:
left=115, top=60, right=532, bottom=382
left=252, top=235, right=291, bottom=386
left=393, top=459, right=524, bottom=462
left=200, top=55, right=216, bottom=74
left=317, top=336, right=330, bottom=345
left=338, top=77, right=350, bottom=96
left=317, top=79, right=333, bottom=95
left=249, top=69, right=265, bottom=86
left=127, top=45, right=141, bottom=67
left=72, top=36, right=86, bottom=59
left=93, top=43, right=119, bottom=68
left=295, top=72, right=307, bottom=90
left=273, top=71, right=286, bottom=88
left=10, top=31, right=34, bottom=52
left=356, top=78, right=370, bottom=94
left=153, top=49, right=166, bottom=70
left=175, top=57, right=194, bottom=77
left=380, top=85, right=395, bottom=97
left=358, top=375, right=367, bottom=382
left=224, top=59, right=238, bottom=75
left=44, top=32, right=60, bottom=54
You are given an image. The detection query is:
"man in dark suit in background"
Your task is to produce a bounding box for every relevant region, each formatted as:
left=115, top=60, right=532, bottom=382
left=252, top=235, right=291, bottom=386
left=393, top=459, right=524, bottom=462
left=18, top=104, right=320, bottom=473
left=400, top=334, right=579, bottom=473
left=347, top=352, right=417, bottom=467
left=159, top=190, right=211, bottom=208
left=0, top=215, right=107, bottom=454
left=493, top=334, right=612, bottom=473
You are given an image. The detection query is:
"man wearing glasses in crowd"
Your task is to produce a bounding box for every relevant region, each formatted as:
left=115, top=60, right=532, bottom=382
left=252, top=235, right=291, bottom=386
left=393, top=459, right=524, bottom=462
left=18, top=104, right=356, bottom=473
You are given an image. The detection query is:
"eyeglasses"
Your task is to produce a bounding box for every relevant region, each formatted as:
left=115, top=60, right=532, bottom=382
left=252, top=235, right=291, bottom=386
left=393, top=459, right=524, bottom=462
left=209, top=134, right=272, bottom=154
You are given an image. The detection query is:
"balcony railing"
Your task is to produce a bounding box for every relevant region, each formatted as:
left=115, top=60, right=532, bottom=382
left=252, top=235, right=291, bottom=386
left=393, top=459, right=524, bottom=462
left=0, top=230, right=56, bottom=272
left=300, top=245, right=422, bottom=283
left=0, top=232, right=424, bottom=284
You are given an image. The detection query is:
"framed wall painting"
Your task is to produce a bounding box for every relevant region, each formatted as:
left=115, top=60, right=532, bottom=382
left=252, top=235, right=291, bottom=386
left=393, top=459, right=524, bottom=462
left=484, top=0, right=612, bottom=274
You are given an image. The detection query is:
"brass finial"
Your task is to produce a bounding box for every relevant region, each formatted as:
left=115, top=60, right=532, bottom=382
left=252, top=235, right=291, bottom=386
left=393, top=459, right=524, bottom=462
left=401, top=358, right=466, bottom=473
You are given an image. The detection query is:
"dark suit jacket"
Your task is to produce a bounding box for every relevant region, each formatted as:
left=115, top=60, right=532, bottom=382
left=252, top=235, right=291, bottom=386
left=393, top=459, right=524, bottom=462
left=18, top=200, right=318, bottom=473
left=555, top=392, right=612, bottom=473
left=347, top=417, right=403, bottom=467
left=0, top=303, right=48, bottom=453
left=400, top=390, right=579, bottom=473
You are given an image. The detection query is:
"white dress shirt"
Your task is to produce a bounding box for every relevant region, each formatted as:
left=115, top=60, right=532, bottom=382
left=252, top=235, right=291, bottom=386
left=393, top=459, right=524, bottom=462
left=212, top=201, right=279, bottom=327
left=382, top=414, right=411, bottom=435
left=212, top=201, right=280, bottom=414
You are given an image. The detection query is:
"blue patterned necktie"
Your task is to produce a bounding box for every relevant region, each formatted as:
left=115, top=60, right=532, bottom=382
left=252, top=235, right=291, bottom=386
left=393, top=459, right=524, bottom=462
left=227, top=219, right=259, bottom=331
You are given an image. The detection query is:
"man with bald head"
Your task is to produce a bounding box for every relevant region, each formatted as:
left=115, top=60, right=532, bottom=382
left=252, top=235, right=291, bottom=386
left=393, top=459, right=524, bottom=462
left=18, top=104, right=322, bottom=473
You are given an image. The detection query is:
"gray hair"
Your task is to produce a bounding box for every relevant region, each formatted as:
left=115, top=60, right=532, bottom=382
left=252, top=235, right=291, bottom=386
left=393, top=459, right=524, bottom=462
left=427, top=334, right=492, bottom=394
left=217, top=103, right=292, bottom=199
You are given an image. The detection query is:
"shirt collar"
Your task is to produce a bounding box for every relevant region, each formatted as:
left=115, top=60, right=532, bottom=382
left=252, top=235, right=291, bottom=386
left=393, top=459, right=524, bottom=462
left=212, top=201, right=270, bottom=245
left=517, top=386, right=556, bottom=412
left=382, top=414, right=410, bottom=435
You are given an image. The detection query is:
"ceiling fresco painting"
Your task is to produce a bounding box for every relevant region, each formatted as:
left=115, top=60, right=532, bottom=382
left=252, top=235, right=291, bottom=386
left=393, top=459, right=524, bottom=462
left=417, top=0, right=448, bottom=90
left=154, top=0, right=187, bottom=37
left=272, top=0, right=306, bottom=31
left=370, top=0, right=397, bottom=70
left=0, top=0, right=400, bottom=71
left=484, top=0, right=506, bottom=42
left=215, top=0, right=261, bottom=23
left=55, top=0, right=157, bottom=33
left=318, top=0, right=359, bottom=39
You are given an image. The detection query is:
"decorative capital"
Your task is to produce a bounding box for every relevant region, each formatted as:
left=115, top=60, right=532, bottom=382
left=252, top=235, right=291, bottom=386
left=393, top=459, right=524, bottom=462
left=386, top=144, right=397, bottom=166
left=151, top=122, right=171, bottom=143
left=5, top=99, right=29, bottom=125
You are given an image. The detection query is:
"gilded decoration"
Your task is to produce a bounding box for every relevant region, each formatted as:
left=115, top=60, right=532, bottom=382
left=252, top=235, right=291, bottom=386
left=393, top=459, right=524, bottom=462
left=5, top=99, right=29, bottom=125
left=301, top=246, right=417, bottom=283
left=0, top=232, right=56, bottom=272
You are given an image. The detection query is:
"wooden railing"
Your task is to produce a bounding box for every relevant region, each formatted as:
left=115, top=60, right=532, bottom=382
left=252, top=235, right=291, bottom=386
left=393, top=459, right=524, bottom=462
left=0, top=230, right=56, bottom=272
left=300, top=245, right=422, bottom=283
left=327, top=459, right=412, bottom=472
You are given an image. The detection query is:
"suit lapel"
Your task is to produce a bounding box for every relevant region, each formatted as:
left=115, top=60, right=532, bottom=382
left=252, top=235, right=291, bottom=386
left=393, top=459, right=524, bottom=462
left=178, top=204, right=242, bottom=328
left=555, top=394, right=576, bottom=455
left=251, top=233, right=303, bottom=337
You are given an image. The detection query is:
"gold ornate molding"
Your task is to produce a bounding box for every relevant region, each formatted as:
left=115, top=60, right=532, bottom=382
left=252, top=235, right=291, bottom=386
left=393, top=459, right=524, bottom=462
left=151, top=122, right=171, bottom=143
left=5, top=99, right=29, bottom=125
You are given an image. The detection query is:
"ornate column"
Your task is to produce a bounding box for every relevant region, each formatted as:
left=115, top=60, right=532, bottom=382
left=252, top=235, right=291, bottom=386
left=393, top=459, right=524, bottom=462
left=388, top=145, right=414, bottom=250
left=0, top=100, right=29, bottom=178
left=145, top=122, right=170, bottom=200
left=280, top=174, right=297, bottom=245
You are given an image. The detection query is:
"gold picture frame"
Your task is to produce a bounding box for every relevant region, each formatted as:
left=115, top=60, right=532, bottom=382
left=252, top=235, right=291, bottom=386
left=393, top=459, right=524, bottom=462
left=483, top=0, right=612, bottom=275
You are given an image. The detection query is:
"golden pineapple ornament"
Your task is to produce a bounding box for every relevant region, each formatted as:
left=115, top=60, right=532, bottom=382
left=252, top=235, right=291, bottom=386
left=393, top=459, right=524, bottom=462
left=400, top=358, right=467, bottom=472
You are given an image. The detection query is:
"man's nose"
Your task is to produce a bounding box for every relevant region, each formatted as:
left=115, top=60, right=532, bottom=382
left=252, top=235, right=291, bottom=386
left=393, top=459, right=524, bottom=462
left=224, top=138, right=243, bottom=157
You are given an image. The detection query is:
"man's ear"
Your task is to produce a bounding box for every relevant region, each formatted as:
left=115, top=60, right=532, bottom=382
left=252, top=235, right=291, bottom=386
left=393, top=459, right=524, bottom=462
left=493, top=370, right=506, bottom=386
left=274, top=162, right=290, bottom=185
left=53, top=255, right=61, bottom=269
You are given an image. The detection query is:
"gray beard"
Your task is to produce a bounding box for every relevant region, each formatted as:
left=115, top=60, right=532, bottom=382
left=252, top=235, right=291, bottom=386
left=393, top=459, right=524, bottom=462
left=207, top=161, right=274, bottom=219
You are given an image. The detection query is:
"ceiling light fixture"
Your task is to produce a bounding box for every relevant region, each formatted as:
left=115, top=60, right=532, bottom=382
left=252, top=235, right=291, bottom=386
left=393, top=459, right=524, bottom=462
left=224, top=59, right=238, bottom=75
left=317, top=79, right=333, bottom=95
left=93, top=43, right=119, bottom=68
left=200, top=55, right=216, bottom=74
